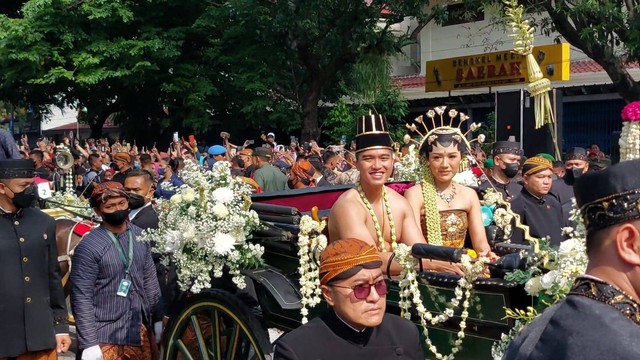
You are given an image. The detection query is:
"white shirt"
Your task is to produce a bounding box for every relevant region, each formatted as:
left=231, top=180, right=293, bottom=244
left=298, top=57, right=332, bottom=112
left=129, top=202, right=151, bottom=221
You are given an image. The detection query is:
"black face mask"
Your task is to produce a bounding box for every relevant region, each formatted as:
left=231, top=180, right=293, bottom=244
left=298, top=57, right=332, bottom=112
left=10, top=185, right=37, bottom=209
left=502, top=162, right=519, bottom=178
left=128, top=193, right=146, bottom=210
left=563, top=167, right=584, bottom=186
left=102, top=209, right=129, bottom=225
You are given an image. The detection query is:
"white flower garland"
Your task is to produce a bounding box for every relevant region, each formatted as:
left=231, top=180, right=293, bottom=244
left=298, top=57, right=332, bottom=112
left=297, top=215, right=328, bottom=324
left=491, top=202, right=587, bottom=358
left=394, top=244, right=487, bottom=360
left=296, top=222, right=486, bottom=359
left=619, top=121, right=640, bottom=161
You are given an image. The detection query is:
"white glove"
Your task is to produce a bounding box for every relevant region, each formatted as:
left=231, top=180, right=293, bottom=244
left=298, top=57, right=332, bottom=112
left=81, top=345, right=103, bottom=360
left=154, top=321, right=163, bottom=344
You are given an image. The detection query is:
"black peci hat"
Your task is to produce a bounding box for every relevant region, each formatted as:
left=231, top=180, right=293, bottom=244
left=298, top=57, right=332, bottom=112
left=0, top=159, right=35, bottom=179
left=564, top=147, right=588, bottom=161
left=492, top=140, right=522, bottom=156
left=355, top=113, right=393, bottom=154
left=574, top=159, right=640, bottom=232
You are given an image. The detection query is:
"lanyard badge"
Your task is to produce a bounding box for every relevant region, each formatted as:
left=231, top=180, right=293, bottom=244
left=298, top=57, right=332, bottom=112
left=107, top=229, right=134, bottom=298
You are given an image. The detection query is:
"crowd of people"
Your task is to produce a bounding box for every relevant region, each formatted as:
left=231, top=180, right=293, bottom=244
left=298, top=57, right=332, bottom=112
left=0, top=109, right=639, bottom=360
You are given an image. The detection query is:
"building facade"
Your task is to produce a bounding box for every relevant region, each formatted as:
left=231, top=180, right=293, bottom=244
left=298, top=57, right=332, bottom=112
left=390, top=5, right=639, bottom=158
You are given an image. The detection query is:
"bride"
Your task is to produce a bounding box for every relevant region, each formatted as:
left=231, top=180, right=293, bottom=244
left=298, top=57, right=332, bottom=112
left=404, top=127, right=498, bottom=261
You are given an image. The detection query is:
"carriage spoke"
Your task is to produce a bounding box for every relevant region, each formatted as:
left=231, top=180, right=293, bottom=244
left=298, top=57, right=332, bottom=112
left=190, top=314, right=210, bottom=360
left=225, top=322, right=241, bottom=360
left=175, top=339, right=196, bottom=360
left=210, top=309, right=222, bottom=359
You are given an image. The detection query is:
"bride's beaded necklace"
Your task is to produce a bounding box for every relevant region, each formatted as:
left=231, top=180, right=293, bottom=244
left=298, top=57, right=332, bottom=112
left=356, top=182, right=397, bottom=251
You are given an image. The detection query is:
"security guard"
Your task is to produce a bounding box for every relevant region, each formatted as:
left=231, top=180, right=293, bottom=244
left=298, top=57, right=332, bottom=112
left=0, top=159, right=71, bottom=359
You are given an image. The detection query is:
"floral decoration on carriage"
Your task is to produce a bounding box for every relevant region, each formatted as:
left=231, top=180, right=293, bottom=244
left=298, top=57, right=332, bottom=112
left=139, top=160, right=264, bottom=293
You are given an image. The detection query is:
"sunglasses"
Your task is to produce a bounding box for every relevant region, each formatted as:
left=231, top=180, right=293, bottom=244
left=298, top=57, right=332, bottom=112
left=330, top=279, right=388, bottom=300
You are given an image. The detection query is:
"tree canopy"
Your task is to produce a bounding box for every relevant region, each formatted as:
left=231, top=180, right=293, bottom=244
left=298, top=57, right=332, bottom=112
left=0, top=0, right=431, bottom=142
left=465, top=0, right=640, bottom=103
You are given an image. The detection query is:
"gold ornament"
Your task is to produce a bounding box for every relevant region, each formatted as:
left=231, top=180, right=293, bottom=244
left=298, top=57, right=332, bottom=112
left=356, top=182, right=397, bottom=251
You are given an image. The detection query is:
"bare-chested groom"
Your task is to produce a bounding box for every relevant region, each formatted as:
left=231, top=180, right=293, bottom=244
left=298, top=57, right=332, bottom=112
left=329, top=113, right=462, bottom=275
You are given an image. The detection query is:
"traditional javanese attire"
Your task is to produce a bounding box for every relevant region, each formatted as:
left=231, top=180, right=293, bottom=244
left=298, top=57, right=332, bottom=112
left=274, top=310, right=424, bottom=360
left=0, top=160, right=69, bottom=359
left=274, top=238, right=424, bottom=360
left=503, top=276, right=640, bottom=359
left=509, top=156, right=567, bottom=246
left=420, top=208, right=468, bottom=248
left=505, top=158, right=640, bottom=359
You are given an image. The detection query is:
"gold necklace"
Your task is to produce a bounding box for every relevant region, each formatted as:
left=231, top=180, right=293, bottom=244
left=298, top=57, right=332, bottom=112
left=356, top=182, right=397, bottom=251
left=436, top=183, right=456, bottom=204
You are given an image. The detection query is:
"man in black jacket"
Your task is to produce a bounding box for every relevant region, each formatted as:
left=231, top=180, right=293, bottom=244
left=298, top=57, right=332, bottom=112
left=125, top=169, right=181, bottom=320
left=0, top=159, right=71, bottom=359
left=510, top=156, right=567, bottom=246
left=274, top=238, right=424, bottom=359
left=124, top=169, right=158, bottom=230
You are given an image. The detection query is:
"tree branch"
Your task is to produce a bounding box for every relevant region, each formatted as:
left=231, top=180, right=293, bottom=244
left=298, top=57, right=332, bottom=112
left=544, top=0, right=640, bottom=101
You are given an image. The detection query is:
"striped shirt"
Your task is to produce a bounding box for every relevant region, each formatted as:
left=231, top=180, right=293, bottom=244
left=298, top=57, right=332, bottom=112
left=70, top=223, right=161, bottom=349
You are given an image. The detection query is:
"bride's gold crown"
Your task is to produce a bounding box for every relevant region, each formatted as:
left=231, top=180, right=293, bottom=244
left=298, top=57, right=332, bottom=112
left=405, top=106, right=486, bottom=152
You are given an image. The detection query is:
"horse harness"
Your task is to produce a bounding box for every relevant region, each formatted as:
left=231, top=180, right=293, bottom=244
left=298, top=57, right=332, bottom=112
left=58, top=220, right=95, bottom=287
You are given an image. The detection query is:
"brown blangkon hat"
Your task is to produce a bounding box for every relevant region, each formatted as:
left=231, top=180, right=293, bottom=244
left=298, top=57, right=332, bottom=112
left=319, top=238, right=382, bottom=285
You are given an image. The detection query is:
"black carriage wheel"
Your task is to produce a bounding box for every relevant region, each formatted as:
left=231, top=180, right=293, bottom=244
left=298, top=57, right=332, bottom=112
left=164, top=289, right=272, bottom=360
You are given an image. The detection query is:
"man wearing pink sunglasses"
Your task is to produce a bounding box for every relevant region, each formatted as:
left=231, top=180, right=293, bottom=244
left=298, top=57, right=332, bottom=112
left=274, top=238, right=424, bottom=359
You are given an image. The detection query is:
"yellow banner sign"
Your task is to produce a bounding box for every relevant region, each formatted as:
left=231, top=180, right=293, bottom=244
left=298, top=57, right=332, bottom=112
left=424, top=43, right=570, bottom=92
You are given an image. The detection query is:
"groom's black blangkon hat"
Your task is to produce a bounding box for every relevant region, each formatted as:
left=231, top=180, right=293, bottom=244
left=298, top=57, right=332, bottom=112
left=355, top=113, right=393, bottom=154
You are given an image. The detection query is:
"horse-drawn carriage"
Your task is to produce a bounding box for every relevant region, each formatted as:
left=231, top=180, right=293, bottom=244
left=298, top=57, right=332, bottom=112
left=144, top=184, right=532, bottom=360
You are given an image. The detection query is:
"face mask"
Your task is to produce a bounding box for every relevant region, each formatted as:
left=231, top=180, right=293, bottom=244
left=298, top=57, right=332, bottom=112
left=128, top=193, right=146, bottom=209
left=10, top=185, right=37, bottom=209
left=563, top=167, right=584, bottom=186
left=134, top=161, right=140, bottom=169
left=502, top=162, right=519, bottom=178
left=158, top=168, right=165, bottom=177
left=111, top=163, right=120, bottom=172
left=101, top=209, right=129, bottom=225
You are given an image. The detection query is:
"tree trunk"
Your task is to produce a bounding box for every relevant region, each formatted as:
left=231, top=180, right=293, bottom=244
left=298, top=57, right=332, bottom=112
left=88, top=112, right=109, bottom=139
left=300, top=88, right=321, bottom=142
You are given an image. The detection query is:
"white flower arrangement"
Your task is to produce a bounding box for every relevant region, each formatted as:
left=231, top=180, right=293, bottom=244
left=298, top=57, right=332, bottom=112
left=49, top=190, right=95, bottom=218
left=296, top=215, right=328, bottom=324
left=139, top=160, right=264, bottom=293
left=395, top=244, right=488, bottom=360
left=393, top=145, right=423, bottom=182
left=452, top=170, right=478, bottom=188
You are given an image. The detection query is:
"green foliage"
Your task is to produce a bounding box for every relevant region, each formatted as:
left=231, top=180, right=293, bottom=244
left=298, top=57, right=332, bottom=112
left=469, top=0, right=640, bottom=101
left=479, top=111, right=496, bottom=154
left=324, top=100, right=357, bottom=145
left=0, top=0, right=427, bottom=141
